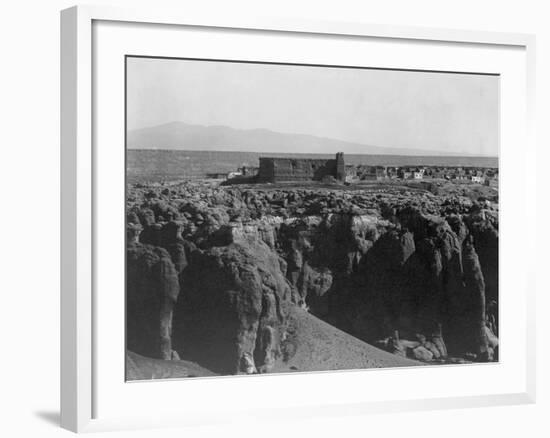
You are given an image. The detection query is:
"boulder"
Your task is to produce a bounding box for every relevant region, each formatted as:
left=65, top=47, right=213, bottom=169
left=424, top=341, right=441, bottom=359
left=174, top=240, right=291, bottom=374
left=126, top=243, right=180, bottom=360
left=411, top=345, right=434, bottom=361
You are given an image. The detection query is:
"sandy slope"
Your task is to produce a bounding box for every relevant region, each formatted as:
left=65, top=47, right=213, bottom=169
left=272, top=306, right=421, bottom=374
left=126, top=351, right=216, bottom=380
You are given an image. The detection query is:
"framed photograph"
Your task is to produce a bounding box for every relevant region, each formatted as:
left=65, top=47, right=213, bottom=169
left=61, top=5, right=536, bottom=433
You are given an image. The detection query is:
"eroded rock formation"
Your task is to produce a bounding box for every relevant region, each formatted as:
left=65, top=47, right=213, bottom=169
left=126, top=180, right=499, bottom=370
left=126, top=243, right=180, bottom=360
left=175, top=240, right=290, bottom=374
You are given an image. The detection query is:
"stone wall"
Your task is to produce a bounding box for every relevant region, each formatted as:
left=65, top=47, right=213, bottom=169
left=258, top=153, right=345, bottom=183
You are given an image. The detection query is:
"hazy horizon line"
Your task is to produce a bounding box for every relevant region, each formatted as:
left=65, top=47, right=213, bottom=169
left=126, top=147, right=498, bottom=159
left=127, top=120, right=497, bottom=157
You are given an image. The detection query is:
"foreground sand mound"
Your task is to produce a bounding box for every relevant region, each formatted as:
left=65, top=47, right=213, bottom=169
left=272, top=306, right=421, bottom=373
left=126, top=351, right=216, bottom=380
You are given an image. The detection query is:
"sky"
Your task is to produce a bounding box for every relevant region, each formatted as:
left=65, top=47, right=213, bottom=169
left=126, top=57, right=499, bottom=157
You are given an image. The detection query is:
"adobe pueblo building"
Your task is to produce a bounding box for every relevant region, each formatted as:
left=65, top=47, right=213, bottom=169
left=258, top=152, right=345, bottom=183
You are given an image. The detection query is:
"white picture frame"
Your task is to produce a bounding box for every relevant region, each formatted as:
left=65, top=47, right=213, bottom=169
left=60, top=4, right=536, bottom=433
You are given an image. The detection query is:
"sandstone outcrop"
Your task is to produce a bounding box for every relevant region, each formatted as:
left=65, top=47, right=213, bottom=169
left=173, top=240, right=291, bottom=374
left=126, top=243, right=180, bottom=360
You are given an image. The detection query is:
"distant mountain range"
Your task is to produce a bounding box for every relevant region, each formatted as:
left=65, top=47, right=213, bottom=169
left=127, top=121, right=480, bottom=157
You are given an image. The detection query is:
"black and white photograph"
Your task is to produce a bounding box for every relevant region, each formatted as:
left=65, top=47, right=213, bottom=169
left=2, top=0, right=548, bottom=435
left=125, top=56, right=499, bottom=380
